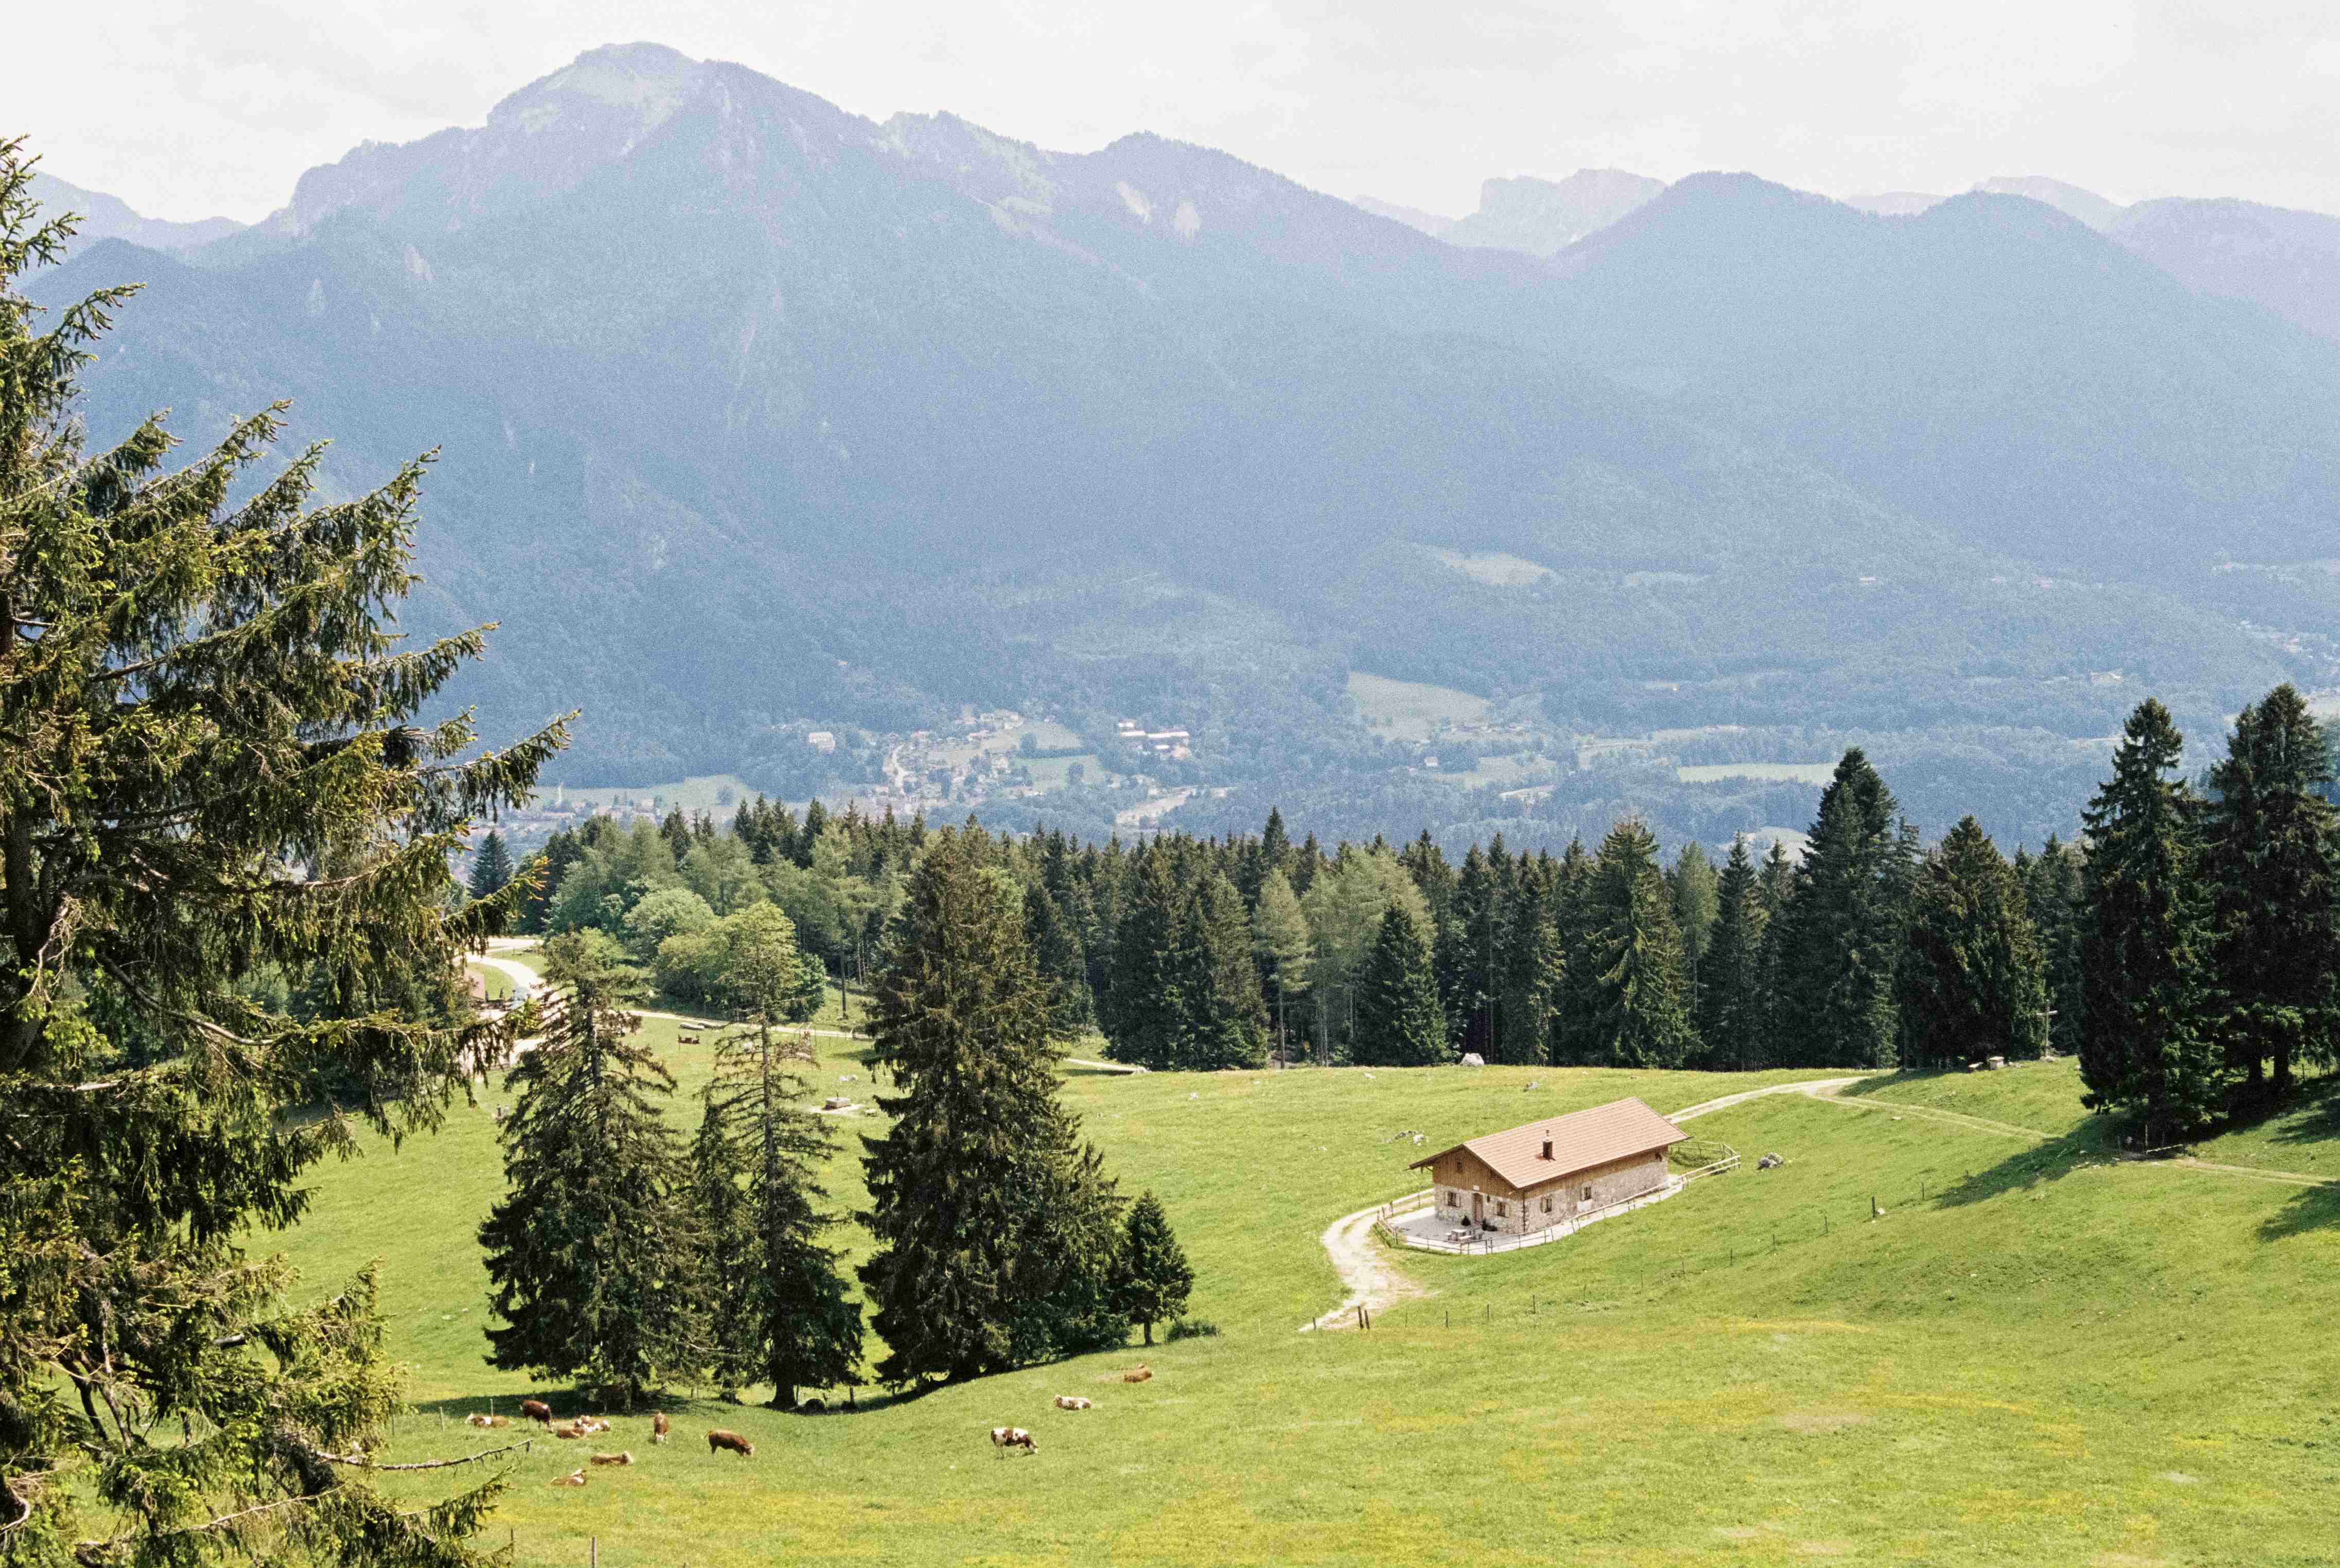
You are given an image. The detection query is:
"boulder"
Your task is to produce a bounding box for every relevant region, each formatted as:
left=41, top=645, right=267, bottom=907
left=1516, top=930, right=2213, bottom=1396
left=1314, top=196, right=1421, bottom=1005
left=1460, top=1053, right=1485, bottom=1067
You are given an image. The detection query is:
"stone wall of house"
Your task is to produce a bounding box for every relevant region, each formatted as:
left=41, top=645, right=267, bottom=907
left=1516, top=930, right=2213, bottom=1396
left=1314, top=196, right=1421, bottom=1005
left=1431, top=1149, right=1673, bottom=1238
left=1517, top=1150, right=1670, bottom=1236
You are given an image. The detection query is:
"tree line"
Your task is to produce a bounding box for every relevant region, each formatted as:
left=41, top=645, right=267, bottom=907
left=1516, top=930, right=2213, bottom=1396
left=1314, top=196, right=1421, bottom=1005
left=506, top=685, right=2340, bottom=1144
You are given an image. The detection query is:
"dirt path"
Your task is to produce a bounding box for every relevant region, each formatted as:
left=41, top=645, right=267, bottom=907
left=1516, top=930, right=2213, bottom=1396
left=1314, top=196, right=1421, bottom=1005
left=1301, top=1072, right=2340, bottom=1328
left=1301, top=1077, right=1876, bottom=1332
left=473, top=942, right=871, bottom=1040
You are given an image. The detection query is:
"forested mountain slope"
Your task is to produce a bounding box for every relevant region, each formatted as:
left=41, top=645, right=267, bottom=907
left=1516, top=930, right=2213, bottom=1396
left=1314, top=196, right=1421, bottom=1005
left=28, top=44, right=2336, bottom=821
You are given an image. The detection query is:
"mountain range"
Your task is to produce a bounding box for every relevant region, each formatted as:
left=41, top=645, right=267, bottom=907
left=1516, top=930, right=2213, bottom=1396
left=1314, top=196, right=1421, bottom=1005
left=26, top=43, right=2340, bottom=849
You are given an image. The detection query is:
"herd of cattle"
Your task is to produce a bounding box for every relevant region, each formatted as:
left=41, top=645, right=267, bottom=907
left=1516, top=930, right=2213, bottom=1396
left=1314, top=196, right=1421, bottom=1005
left=489, top=1363, right=1157, bottom=1486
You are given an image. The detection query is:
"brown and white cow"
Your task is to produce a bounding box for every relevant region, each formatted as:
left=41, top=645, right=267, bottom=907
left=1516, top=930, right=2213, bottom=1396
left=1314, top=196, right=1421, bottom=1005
left=519, top=1399, right=554, bottom=1426
left=1053, top=1396, right=1092, bottom=1411
left=550, top=1469, right=588, bottom=1488
left=989, top=1426, right=1038, bottom=1454
left=1122, top=1364, right=1152, bottom=1383
left=589, top=1451, right=635, bottom=1467
left=651, top=1412, right=670, bottom=1444
left=707, top=1429, right=754, bottom=1457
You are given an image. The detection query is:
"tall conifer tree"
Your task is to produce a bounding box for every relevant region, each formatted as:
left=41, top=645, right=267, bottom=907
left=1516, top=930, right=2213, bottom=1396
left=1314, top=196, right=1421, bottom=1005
left=480, top=933, right=698, bottom=1405
left=1353, top=903, right=1450, bottom=1065
left=691, top=908, right=862, bottom=1408
left=1252, top=868, right=1314, bottom=1056
left=0, top=147, right=567, bottom=1563
left=2079, top=700, right=2226, bottom=1138
left=2203, top=684, right=2340, bottom=1098
left=1697, top=837, right=1768, bottom=1069
left=1111, top=1192, right=1195, bottom=1347
left=1769, top=750, right=1912, bottom=1068
left=859, top=844, right=1125, bottom=1385
left=468, top=829, right=516, bottom=902
left=1897, top=818, right=2050, bottom=1068
left=1589, top=822, right=1696, bottom=1068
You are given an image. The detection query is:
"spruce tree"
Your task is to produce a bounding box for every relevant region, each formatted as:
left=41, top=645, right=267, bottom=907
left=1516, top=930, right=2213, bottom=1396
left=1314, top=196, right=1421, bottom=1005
left=1550, top=838, right=1603, bottom=1064
left=1494, top=898, right=1562, bottom=1065
left=0, top=145, right=564, bottom=1565
left=2079, top=700, right=2227, bottom=1139
left=1698, top=837, right=1768, bottom=1070
left=1668, top=841, right=1720, bottom=1015
left=692, top=909, right=862, bottom=1408
left=859, top=842, right=1125, bottom=1385
left=1897, top=818, right=2050, bottom=1068
left=1769, top=750, right=1912, bottom=1068
left=2203, top=684, right=2340, bottom=1098
left=1102, top=847, right=1185, bottom=1068
left=1353, top=903, right=1450, bottom=1065
left=2021, top=836, right=2086, bottom=1058
left=1252, top=868, right=1315, bottom=1056
left=1170, top=871, right=1267, bottom=1069
left=1589, top=822, right=1696, bottom=1068
left=479, top=933, right=698, bottom=1405
left=468, top=828, right=516, bottom=902
left=1112, top=1191, right=1195, bottom=1346
left=1025, top=882, right=1094, bottom=1041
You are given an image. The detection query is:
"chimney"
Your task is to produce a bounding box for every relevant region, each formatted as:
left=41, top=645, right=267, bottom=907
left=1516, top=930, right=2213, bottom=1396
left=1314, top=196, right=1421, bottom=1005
left=1541, top=1137, right=1554, bottom=1160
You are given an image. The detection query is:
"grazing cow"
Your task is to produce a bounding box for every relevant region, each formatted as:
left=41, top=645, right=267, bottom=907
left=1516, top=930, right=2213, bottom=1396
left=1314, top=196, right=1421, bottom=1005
left=652, top=1413, right=670, bottom=1444
left=1122, top=1365, right=1152, bottom=1384
left=989, top=1426, right=1038, bottom=1454
left=519, top=1399, right=554, bottom=1426
left=551, top=1469, right=588, bottom=1488
left=679, top=1034, right=700, bottom=1045
left=707, top=1429, right=754, bottom=1457
left=589, top=1451, right=635, bottom=1467
left=1053, top=1396, right=1092, bottom=1411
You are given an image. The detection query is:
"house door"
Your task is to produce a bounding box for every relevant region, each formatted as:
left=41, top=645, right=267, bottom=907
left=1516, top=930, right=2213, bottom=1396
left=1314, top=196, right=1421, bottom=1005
left=1470, top=1192, right=1484, bottom=1227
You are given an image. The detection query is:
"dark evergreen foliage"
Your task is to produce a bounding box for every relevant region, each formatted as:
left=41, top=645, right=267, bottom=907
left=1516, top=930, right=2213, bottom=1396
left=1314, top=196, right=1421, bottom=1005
left=1111, top=1191, right=1195, bottom=1347
left=1697, top=837, right=1768, bottom=1070
left=1588, top=821, right=1696, bottom=1068
left=479, top=933, right=698, bottom=1405
left=2203, top=684, right=2340, bottom=1097
left=467, top=829, right=516, bottom=902
left=0, top=144, right=564, bottom=1566
left=858, top=840, right=1127, bottom=1386
left=690, top=905, right=862, bottom=1407
left=2078, top=700, right=2227, bottom=1138
left=1768, top=750, right=1913, bottom=1068
left=1897, top=818, right=2051, bottom=1068
left=1353, top=903, right=1450, bottom=1066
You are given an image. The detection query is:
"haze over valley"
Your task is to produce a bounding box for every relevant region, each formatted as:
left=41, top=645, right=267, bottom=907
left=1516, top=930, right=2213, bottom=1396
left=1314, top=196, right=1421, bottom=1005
left=35, top=40, right=2340, bottom=852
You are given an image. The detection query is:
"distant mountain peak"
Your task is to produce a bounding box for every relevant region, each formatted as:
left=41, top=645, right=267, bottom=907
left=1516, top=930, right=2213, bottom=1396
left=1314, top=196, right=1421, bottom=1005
left=1351, top=196, right=1456, bottom=238
left=1443, top=167, right=1663, bottom=257
left=1973, top=175, right=2125, bottom=232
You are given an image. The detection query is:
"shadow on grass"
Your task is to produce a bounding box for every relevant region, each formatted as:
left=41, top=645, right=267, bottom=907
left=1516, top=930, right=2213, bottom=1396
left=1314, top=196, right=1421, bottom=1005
left=2226, top=1070, right=2340, bottom=1152
left=1926, top=1120, right=2125, bottom=1209
left=413, top=1383, right=914, bottom=1422
left=2257, top=1181, right=2340, bottom=1241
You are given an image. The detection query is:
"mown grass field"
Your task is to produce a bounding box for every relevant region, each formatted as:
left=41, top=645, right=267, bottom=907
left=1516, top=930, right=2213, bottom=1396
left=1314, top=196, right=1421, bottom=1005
left=274, top=979, right=2340, bottom=1566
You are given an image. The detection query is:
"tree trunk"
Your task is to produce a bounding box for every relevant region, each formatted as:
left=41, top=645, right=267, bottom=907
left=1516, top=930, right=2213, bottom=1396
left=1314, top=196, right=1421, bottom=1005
left=1141, top=1319, right=1152, bottom=1347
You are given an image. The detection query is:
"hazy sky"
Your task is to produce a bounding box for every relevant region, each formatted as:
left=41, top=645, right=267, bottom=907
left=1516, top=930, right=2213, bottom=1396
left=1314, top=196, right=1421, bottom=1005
left=13, top=1, right=2340, bottom=222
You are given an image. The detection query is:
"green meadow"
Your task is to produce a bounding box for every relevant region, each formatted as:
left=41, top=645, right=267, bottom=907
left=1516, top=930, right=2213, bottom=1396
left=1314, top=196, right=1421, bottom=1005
left=278, top=974, right=2340, bottom=1566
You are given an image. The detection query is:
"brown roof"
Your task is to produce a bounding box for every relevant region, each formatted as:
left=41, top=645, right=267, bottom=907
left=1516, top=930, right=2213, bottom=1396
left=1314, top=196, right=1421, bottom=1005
left=1409, top=1097, right=1688, bottom=1190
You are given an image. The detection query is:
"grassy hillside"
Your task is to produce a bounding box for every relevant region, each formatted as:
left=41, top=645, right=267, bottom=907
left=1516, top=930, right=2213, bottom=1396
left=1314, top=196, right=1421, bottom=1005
left=273, top=1008, right=2340, bottom=1565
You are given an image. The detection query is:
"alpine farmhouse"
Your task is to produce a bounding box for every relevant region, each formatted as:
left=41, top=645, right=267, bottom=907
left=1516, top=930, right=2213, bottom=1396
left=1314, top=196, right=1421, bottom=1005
left=1411, top=1097, right=1690, bottom=1239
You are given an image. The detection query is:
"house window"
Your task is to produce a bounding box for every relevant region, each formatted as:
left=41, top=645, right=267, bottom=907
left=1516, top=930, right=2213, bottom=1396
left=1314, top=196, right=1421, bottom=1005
left=1541, top=1196, right=1553, bottom=1213
left=1496, top=1201, right=1507, bottom=1218
left=1447, top=1190, right=1458, bottom=1207
left=1581, top=1185, right=1593, bottom=1202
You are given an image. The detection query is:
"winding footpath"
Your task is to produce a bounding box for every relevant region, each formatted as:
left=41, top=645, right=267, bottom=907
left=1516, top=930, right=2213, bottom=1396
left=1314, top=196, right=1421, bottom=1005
left=1299, top=1073, right=2339, bottom=1331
